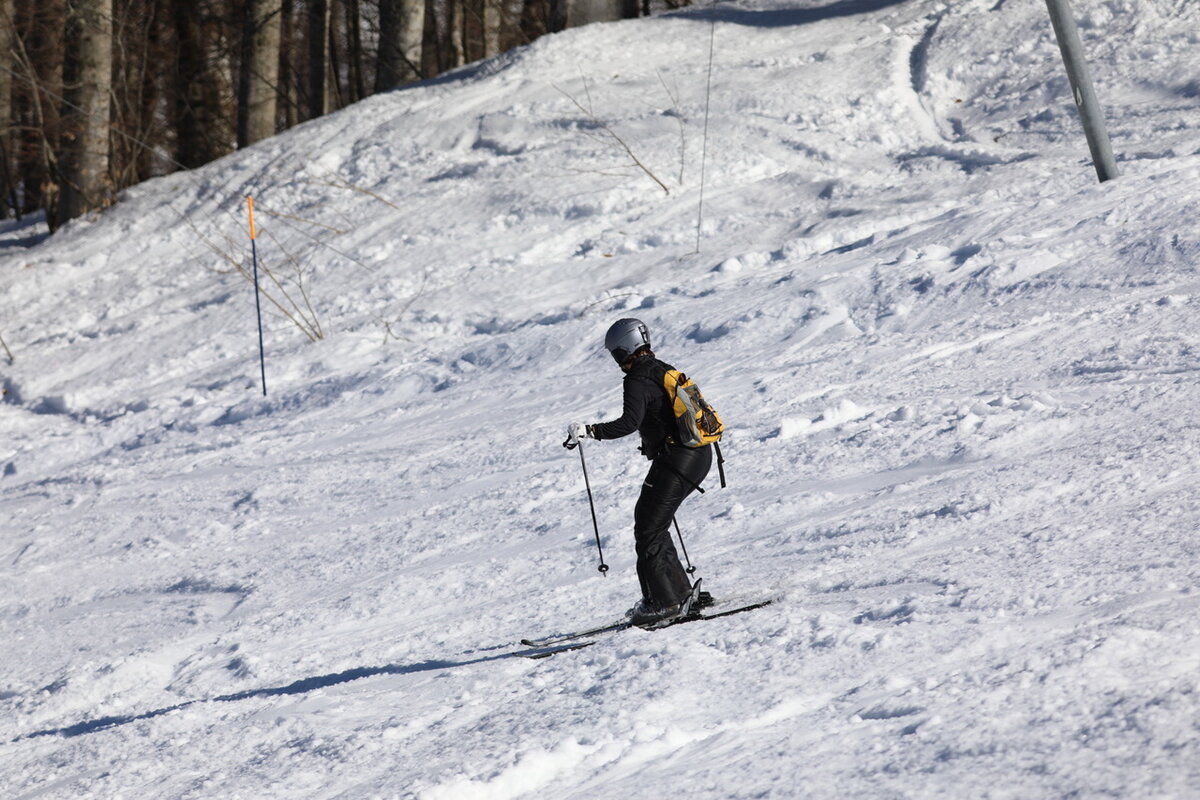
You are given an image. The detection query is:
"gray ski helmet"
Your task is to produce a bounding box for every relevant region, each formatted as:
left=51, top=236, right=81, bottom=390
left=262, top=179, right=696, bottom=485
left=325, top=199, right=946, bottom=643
left=605, top=318, right=651, bottom=364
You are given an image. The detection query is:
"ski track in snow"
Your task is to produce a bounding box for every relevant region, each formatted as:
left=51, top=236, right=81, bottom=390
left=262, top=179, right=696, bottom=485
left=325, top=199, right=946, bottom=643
left=3, top=0, right=1200, bottom=797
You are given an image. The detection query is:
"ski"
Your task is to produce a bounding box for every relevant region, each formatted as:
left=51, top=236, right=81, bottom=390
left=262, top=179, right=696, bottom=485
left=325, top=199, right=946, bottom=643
left=520, top=596, right=774, bottom=648
left=521, top=580, right=704, bottom=647
left=656, top=598, right=774, bottom=630
left=515, top=640, right=597, bottom=659
left=520, top=620, right=628, bottom=649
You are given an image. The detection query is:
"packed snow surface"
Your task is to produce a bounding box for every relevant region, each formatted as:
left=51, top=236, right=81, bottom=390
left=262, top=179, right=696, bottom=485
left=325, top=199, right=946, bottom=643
left=4, top=0, right=1200, bottom=797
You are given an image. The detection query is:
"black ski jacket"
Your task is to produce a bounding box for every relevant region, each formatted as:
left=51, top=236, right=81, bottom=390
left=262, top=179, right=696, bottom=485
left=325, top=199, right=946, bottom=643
left=592, top=355, right=676, bottom=459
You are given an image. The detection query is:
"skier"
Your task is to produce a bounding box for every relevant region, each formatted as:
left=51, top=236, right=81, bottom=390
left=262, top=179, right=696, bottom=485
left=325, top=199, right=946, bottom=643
left=566, top=318, right=713, bottom=625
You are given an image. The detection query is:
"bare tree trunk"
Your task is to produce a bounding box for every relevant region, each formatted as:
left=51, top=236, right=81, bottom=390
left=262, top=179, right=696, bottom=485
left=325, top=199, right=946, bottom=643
left=110, top=0, right=160, bottom=188
left=0, top=0, right=14, bottom=218
left=548, top=0, right=566, bottom=33
left=566, top=0, right=621, bottom=27
left=504, top=0, right=527, bottom=49
left=376, top=0, right=402, bottom=89
left=343, top=0, right=366, bottom=101
left=306, top=0, right=328, bottom=118
left=516, top=0, right=550, bottom=42
left=280, top=0, right=299, bottom=128
left=55, top=0, right=113, bottom=228
left=239, top=0, right=282, bottom=147
left=450, top=0, right=465, bottom=67
left=326, top=1, right=343, bottom=110
left=136, top=1, right=171, bottom=180
left=14, top=0, right=65, bottom=216
left=402, top=0, right=427, bottom=80
left=462, top=0, right=482, bottom=62
left=172, top=2, right=235, bottom=168
left=377, top=0, right=425, bottom=90
left=482, top=0, right=500, bottom=57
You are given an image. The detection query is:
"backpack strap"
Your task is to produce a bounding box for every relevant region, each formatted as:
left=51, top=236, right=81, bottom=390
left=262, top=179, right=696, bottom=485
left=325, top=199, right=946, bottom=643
left=714, top=441, right=727, bottom=489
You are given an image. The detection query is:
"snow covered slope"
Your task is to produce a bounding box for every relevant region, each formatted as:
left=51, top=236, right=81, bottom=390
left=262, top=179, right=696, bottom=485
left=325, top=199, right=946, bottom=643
left=4, top=0, right=1200, bottom=796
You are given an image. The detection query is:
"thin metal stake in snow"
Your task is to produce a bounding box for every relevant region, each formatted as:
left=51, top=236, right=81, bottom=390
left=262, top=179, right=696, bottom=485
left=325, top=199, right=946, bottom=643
left=1044, top=0, right=1119, bottom=183
left=246, top=196, right=268, bottom=396
left=693, top=0, right=718, bottom=254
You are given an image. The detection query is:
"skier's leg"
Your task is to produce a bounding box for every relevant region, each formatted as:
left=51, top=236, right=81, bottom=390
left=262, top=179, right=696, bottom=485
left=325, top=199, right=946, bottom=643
left=633, top=446, right=712, bottom=608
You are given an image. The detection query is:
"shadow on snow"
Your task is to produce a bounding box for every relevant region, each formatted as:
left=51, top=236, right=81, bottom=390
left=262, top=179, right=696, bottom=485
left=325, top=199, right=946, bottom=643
left=17, top=648, right=523, bottom=741
left=684, top=0, right=911, bottom=28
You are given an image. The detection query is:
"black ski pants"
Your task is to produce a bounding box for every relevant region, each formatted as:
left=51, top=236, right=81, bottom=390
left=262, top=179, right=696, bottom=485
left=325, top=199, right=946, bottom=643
left=633, top=443, right=712, bottom=609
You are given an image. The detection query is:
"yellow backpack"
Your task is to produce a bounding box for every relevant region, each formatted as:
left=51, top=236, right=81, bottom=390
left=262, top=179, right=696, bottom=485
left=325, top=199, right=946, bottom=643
left=662, top=369, right=726, bottom=488
left=662, top=370, right=723, bottom=446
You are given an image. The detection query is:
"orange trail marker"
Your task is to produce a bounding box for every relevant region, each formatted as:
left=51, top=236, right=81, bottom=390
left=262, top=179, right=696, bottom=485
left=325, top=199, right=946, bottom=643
left=247, top=196, right=267, bottom=396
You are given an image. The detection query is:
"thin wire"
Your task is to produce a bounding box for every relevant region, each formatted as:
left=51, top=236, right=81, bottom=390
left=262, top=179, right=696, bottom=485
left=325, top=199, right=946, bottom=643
left=694, top=0, right=718, bottom=254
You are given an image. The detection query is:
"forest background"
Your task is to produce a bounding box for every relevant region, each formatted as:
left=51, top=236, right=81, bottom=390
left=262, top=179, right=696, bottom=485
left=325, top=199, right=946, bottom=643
left=0, top=0, right=674, bottom=231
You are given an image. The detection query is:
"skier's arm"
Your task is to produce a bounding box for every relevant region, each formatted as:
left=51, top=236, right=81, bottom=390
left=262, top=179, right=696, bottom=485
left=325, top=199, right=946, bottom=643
left=591, top=377, right=649, bottom=440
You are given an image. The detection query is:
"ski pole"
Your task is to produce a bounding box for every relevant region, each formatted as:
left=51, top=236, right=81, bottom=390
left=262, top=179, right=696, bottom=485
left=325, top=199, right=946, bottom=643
left=673, top=517, right=697, bottom=575
left=564, top=435, right=608, bottom=576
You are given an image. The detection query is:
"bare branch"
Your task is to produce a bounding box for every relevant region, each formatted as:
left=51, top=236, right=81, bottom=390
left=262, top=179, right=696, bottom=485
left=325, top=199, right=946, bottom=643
left=301, top=176, right=402, bottom=211
left=657, top=69, right=687, bottom=186
left=254, top=205, right=350, bottom=235
left=555, top=81, right=670, bottom=196
left=377, top=267, right=431, bottom=344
